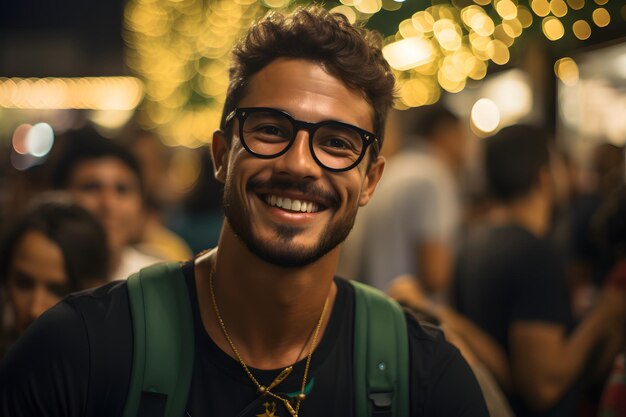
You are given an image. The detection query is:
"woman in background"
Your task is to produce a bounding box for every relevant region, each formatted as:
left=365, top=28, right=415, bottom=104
left=0, top=194, right=110, bottom=357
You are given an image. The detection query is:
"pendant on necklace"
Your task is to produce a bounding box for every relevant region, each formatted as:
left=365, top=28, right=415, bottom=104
left=256, top=401, right=279, bottom=417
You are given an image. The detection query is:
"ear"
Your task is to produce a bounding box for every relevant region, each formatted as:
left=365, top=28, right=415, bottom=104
left=211, top=130, right=230, bottom=184
left=359, top=156, right=385, bottom=206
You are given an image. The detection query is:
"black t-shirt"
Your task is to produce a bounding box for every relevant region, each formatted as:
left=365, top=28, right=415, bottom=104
left=453, top=224, right=574, bottom=417
left=1, top=261, right=488, bottom=417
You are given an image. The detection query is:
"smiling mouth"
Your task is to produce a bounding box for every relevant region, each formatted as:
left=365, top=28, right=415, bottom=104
left=263, top=194, right=322, bottom=213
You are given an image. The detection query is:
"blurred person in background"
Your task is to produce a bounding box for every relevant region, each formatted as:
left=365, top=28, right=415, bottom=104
left=52, top=127, right=163, bottom=280
left=594, top=185, right=626, bottom=416
left=453, top=125, right=626, bottom=417
left=567, top=143, right=625, bottom=290
left=126, top=128, right=193, bottom=260
left=340, top=104, right=467, bottom=299
left=166, top=149, right=225, bottom=253
left=0, top=194, right=110, bottom=357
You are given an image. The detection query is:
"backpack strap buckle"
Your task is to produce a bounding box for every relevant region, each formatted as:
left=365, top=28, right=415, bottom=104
left=369, top=391, right=393, bottom=416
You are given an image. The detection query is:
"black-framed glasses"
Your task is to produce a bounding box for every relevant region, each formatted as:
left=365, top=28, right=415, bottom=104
left=224, top=107, right=380, bottom=172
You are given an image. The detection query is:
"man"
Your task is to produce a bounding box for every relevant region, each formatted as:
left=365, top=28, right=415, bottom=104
left=341, top=104, right=466, bottom=298
left=52, top=128, right=163, bottom=280
left=0, top=7, right=488, bottom=416
left=453, top=125, right=626, bottom=417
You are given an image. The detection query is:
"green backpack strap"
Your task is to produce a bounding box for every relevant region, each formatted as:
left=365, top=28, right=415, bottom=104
left=351, top=280, right=409, bottom=417
left=122, top=262, right=194, bottom=417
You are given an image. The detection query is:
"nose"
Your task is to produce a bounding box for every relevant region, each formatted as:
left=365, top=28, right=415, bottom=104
left=273, top=129, right=322, bottom=179
left=99, top=186, right=120, bottom=215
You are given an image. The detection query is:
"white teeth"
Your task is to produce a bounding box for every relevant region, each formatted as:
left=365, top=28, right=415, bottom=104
left=265, top=195, right=319, bottom=213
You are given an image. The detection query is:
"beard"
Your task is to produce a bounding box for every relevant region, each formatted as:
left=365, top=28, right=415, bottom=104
left=222, top=176, right=356, bottom=267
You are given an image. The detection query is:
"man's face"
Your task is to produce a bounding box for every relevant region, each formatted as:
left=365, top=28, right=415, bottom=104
left=212, top=58, right=384, bottom=267
left=6, top=231, right=69, bottom=334
left=66, top=158, right=143, bottom=253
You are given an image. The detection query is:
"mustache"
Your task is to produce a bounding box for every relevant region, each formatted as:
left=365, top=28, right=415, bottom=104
left=247, top=177, right=340, bottom=208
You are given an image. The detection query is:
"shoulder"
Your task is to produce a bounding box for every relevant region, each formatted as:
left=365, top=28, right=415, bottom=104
left=405, top=314, right=489, bottom=416
left=0, top=281, right=133, bottom=417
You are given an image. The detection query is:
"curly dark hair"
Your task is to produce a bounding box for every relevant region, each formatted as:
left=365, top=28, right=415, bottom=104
left=0, top=194, right=110, bottom=291
left=220, top=5, right=396, bottom=150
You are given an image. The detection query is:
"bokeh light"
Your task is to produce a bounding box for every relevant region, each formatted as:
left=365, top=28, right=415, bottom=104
left=542, top=16, right=565, bottom=41
left=554, top=57, right=579, bottom=85
left=25, top=123, right=55, bottom=157
left=592, top=8, right=610, bottom=27
left=471, top=98, right=501, bottom=134
left=572, top=20, right=591, bottom=40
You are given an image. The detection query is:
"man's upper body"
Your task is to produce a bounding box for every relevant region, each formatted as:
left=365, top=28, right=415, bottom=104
left=342, top=143, right=460, bottom=292
left=453, top=222, right=576, bottom=417
left=339, top=105, right=466, bottom=297
left=1, top=258, right=487, bottom=417
left=453, top=125, right=626, bottom=417
left=1, top=6, right=488, bottom=417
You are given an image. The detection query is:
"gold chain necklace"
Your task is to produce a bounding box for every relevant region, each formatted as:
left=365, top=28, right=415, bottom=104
left=209, top=271, right=329, bottom=417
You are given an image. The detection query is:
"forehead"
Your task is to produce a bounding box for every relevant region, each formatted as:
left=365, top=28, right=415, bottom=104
left=69, top=157, right=139, bottom=184
left=238, top=58, right=375, bottom=132
left=10, top=231, right=67, bottom=285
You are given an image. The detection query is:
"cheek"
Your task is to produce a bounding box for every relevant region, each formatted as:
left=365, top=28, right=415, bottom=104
left=73, top=192, right=100, bottom=212
left=7, top=284, right=31, bottom=317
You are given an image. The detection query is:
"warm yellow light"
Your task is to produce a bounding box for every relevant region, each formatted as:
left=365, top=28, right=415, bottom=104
left=566, top=0, right=585, bottom=10
left=398, top=77, right=439, bottom=108
left=382, top=37, right=434, bottom=71
left=496, top=0, right=518, bottom=20
left=487, top=40, right=510, bottom=65
left=470, top=33, right=491, bottom=60
left=0, top=77, right=144, bottom=110
left=438, top=72, right=466, bottom=93
left=382, top=0, right=402, bottom=11
left=354, top=0, right=382, bottom=14
left=503, top=18, right=523, bottom=37
left=433, top=19, right=462, bottom=51
left=471, top=98, right=500, bottom=134
left=474, top=0, right=491, bottom=5
left=330, top=5, right=357, bottom=24
left=441, top=55, right=467, bottom=82
left=494, top=25, right=515, bottom=47
left=469, top=12, right=495, bottom=36
left=461, top=5, right=482, bottom=28
left=468, top=59, right=488, bottom=80
left=517, top=6, right=534, bottom=28
left=340, top=0, right=356, bottom=5
left=550, top=0, right=568, bottom=17
left=531, top=0, right=551, bottom=17
left=542, top=16, right=565, bottom=40
left=262, top=0, right=289, bottom=8
left=572, top=20, right=591, bottom=40
left=592, top=8, right=610, bottom=27
left=554, top=57, right=579, bottom=86
left=400, top=18, right=421, bottom=38
left=594, top=0, right=608, bottom=5
left=412, top=11, right=435, bottom=33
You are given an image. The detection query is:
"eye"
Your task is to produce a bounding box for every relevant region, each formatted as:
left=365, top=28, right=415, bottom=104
left=324, top=137, right=352, bottom=150
left=257, top=125, right=287, bottom=137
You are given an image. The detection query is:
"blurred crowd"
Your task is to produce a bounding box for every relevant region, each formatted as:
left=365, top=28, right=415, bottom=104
left=1, top=103, right=626, bottom=417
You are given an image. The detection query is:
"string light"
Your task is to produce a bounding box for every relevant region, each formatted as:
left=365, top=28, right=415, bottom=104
left=122, top=0, right=621, bottom=132
left=0, top=77, right=143, bottom=110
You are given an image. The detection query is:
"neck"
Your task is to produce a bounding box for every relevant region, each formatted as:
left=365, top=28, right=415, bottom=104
left=489, top=191, right=550, bottom=237
left=195, top=222, right=337, bottom=369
